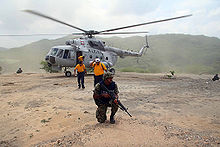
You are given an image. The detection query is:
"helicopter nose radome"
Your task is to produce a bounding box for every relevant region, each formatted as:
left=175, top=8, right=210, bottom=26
left=45, top=55, right=56, bottom=64
left=49, top=56, right=56, bottom=64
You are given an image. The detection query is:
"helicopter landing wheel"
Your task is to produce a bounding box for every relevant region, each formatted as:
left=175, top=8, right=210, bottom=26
left=65, top=71, right=72, bottom=77
left=109, top=68, right=115, bottom=75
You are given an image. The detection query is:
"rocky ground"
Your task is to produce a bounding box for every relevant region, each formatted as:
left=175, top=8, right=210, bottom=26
left=0, top=72, right=220, bottom=147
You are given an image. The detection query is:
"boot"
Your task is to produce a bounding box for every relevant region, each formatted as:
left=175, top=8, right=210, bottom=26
left=110, top=115, right=115, bottom=124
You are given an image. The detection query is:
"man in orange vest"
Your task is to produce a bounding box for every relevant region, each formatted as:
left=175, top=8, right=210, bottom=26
left=90, top=58, right=107, bottom=86
left=74, top=61, right=87, bottom=89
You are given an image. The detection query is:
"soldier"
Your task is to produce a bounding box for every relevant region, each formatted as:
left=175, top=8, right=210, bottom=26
left=16, top=68, right=23, bottom=74
left=93, top=72, right=119, bottom=124
left=212, top=74, right=219, bottom=81
left=74, top=61, right=87, bottom=89
left=90, top=58, right=107, bottom=86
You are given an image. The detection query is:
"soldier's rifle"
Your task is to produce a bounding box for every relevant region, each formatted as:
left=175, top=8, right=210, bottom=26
left=100, top=84, right=132, bottom=117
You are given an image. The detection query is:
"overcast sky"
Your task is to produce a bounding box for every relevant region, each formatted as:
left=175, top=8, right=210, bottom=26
left=0, top=0, right=220, bottom=48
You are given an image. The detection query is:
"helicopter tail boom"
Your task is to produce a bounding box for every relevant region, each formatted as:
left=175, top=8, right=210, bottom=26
left=104, top=35, right=149, bottom=57
left=104, top=44, right=148, bottom=58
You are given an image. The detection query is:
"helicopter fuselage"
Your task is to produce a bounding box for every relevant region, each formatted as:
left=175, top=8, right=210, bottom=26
left=45, top=37, right=118, bottom=72
left=16, top=10, right=190, bottom=76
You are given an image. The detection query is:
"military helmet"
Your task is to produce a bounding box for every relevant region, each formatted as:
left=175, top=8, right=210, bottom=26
left=103, top=72, right=114, bottom=80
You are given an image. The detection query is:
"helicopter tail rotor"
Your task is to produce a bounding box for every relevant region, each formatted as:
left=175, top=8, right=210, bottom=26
left=145, top=35, right=149, bottom=48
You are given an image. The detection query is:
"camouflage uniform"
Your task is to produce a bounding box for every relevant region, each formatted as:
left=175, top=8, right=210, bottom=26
left=93, top=73, right=119, bottom=123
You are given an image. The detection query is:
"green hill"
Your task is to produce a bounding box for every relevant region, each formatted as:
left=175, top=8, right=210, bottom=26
left=0, top=47, right=8, bottom=51
left=101, top=34, right=220, bottom=74
left=0, top=34, right=220, bottom=74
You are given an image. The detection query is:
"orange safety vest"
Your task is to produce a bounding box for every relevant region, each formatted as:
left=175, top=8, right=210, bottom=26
left=92, top=62, right=106, bottom=76
left=74, top=64, right=86, bottom=72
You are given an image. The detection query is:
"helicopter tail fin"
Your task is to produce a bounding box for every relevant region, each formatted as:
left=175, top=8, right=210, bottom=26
left=138, top=35, right=149, bottom=56
left=138, top=45, right=148, bottom=56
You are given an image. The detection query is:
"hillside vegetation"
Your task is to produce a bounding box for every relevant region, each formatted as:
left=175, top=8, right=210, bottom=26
left=0, top=34, right=220, bottom=74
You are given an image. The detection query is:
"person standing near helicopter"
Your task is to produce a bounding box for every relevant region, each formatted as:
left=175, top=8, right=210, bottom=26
left=90, top=58, right=107, bottom=86
left=78, top=55, right=84, bottom=63
left=74, top=61, right=87, bottom=89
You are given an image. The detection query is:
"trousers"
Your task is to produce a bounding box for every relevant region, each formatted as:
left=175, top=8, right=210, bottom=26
left=77, top=72, right=85, bottom=88
left=94, top=75, right=103, bottom=87
left=96, top=102, right=118, bottom=123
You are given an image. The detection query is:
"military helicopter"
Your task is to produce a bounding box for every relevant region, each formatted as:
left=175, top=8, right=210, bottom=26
left=4, top=10, right=192, bottom=77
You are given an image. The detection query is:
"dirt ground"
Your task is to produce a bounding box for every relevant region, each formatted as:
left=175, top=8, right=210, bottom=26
left=0, top=72, right=220, bottom=147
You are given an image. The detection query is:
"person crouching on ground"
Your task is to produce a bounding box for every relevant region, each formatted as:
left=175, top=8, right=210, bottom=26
left=212, top=74, right=219, bottom=81
left=90, top=58, right=107, bottom=87
left=74, top=61, right=87, bottom=89
left=93, top=72, right=119, bottom=124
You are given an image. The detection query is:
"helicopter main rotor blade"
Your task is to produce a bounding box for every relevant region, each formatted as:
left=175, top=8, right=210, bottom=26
left=71, top=31, right=148, bottom=36
left=72, top=33, right=87, bottom=35
left=23, top=10, right=87, bottom=33
left=99, top=14, right=192, bottom=33
left=0, top=32, right=148, bottom=37
left=0, top=33, right=72, bottom=36
left=100, top=31, right=148, bottom=35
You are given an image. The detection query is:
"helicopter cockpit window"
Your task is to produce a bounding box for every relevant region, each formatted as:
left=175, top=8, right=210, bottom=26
left=51, top=48, right=58, bottom=56
left=57, top=49, right=64, bottom=58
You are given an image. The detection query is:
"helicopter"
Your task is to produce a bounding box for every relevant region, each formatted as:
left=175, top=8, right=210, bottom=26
left=5, top=10, right=192, bottom=77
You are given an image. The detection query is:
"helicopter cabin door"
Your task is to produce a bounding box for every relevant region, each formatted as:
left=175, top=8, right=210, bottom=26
left=61, top=49, right=76, bottom=67
left=76, top=51, right=82, bottom=65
